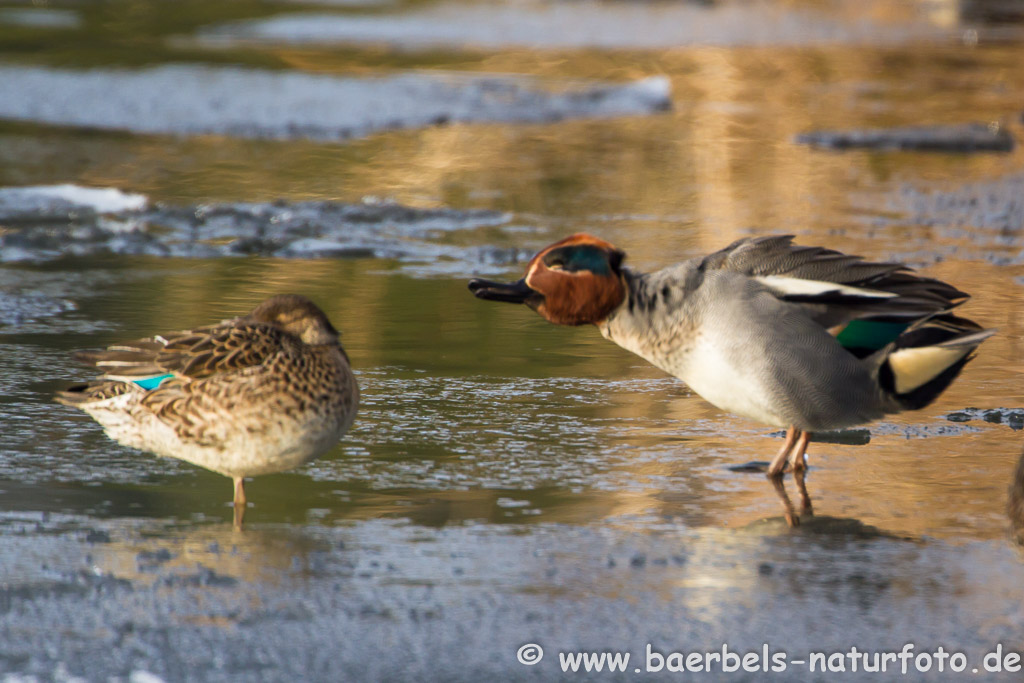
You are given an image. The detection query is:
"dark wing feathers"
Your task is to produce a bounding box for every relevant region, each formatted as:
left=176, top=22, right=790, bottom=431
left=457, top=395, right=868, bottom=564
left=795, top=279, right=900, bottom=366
left=74, top=321, right=295, bottom=381
left=704, top=235, right=900, bottom=284
left=705, top=235, right=967, bottom=308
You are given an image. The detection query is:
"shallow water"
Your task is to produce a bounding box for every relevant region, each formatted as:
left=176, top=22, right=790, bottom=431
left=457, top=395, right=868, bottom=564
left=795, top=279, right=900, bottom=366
left=2, top=0, right=1024, bottom=679
left=2, top=255, right=1020, bottom=538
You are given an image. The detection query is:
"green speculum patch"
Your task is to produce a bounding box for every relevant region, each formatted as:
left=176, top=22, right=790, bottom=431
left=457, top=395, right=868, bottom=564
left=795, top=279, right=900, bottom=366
left=836, top=319, right=910, bottom=351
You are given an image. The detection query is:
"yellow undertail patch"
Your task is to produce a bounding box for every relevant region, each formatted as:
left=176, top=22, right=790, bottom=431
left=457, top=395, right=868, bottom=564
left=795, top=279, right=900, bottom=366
left=888, top=345, right=971, bottom=394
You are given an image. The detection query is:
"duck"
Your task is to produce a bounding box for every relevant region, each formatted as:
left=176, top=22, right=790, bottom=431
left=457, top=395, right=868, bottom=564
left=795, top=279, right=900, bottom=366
left=56, top=294, right=359, bottom=527
left=469, top=234, right=994, bottom=524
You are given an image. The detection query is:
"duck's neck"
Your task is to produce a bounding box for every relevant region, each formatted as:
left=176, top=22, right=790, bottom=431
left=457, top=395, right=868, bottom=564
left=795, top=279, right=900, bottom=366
left=597, top=267, right=697, bottom=370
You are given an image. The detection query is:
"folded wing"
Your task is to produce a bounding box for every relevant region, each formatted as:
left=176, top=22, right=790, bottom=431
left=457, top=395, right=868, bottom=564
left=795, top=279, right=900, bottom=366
left=73, top=321, right=295, bottom=383
left=702, top=235, right=971, bottom=353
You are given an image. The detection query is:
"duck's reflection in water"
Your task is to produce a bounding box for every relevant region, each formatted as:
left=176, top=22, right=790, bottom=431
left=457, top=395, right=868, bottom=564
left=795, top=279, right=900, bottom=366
left=1009, top=447, right=1024, bottom=546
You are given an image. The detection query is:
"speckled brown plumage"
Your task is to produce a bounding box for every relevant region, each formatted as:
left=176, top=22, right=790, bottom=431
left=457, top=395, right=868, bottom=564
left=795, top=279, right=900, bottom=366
left=57, top=294, right=359, bottom=525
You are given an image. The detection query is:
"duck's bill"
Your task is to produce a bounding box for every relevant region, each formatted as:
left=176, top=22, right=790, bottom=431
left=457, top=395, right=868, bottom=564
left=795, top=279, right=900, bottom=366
left=468, top=278, right=534, bottom=304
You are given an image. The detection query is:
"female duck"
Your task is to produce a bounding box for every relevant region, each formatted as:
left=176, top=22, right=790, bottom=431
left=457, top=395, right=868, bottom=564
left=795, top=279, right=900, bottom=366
left=57, top=294, right=359, bottom=526
left=470, top=234, right=992, bottom=518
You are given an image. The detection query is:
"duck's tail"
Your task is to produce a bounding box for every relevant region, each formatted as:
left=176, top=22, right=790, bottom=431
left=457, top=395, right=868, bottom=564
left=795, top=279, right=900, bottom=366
left=871, top=313, right=995, bottom=411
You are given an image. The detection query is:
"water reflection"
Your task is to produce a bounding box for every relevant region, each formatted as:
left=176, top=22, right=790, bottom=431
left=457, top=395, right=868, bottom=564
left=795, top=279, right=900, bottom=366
left=0, top=0, right=1021, bottom=541
left=1010, top=447, right=1024, bottom=545
left=0, top=256, right=1019, bottom=537
left=1, top=1, right=1024, bottom=677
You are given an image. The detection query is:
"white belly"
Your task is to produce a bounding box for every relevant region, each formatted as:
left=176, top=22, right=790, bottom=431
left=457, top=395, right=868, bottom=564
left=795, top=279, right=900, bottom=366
left=80, top=390, right=347, bottom=478
left=607, top=325, right=788, bottom=428
left=672, top=338, right=788, bottom=427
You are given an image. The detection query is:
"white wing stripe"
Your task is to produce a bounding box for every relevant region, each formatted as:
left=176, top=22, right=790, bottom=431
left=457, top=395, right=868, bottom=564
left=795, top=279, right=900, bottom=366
left=756, top=275, right=898, bottom=299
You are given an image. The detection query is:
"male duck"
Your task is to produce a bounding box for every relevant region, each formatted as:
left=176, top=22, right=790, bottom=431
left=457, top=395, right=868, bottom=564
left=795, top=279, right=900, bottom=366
left=469, top=234, right=993, bottom=522
left=56, top=294, right=359, bottom=526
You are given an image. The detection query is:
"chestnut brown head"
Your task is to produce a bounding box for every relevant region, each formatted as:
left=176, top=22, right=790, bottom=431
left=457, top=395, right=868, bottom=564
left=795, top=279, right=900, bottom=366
left=468, top=234, right=627, bottom=326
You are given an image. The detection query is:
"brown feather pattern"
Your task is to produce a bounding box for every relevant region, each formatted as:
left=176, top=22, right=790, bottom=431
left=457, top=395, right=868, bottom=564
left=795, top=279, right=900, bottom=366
left=55, top=294, right=359, bottom=481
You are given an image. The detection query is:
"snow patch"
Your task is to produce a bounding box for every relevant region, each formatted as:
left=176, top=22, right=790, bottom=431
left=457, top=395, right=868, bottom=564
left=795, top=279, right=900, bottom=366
left=0, top=184, right=148, bottom=214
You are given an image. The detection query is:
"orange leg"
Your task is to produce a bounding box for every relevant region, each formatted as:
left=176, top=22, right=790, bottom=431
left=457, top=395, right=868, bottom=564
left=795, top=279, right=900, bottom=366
left=788, top=430, right=811, bottom=473
left=233, top=476, right=247, bottom=529
left=766, top=427, right=813, bottom=526
left=767, top=426, right=798, bottom=476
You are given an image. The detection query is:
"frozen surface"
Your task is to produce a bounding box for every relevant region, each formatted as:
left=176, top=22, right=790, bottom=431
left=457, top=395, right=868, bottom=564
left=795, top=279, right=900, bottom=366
left=1, top=1, right=1022, bottom=679
left=0, top=292, right=76, bottom=327
left=795, top=123, right=1015, bottom=152
left=0, top=7, right=80, bottom=29
left=894, top=173, right=1024, bottom=233
left=0, top=514, right=1022, bottom=681
left=852, top=172, right=1024, bottom=265
left=0, top=192, right=530, bottom=274
left=0, top=184, right=148, bottom=219
left=0, top=65, right=671, bottom=141
left=197, top=0, right=950, bottom=50
left=948, top=407, right=1024, bottom=430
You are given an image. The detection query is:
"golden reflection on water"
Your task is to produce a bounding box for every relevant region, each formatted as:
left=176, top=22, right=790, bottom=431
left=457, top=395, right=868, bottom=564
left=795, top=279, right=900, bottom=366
left=3, top=25, right=1023, bottom=543
left=15, top=43, right=1016, bottom=222
left=580, top=260, right=1023, bottom=538
left=46, top=254, right=1022, bottom=542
